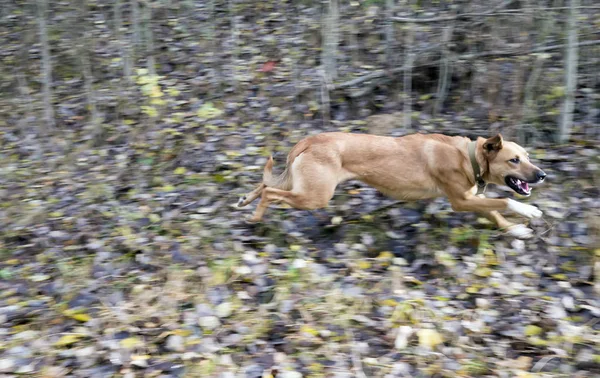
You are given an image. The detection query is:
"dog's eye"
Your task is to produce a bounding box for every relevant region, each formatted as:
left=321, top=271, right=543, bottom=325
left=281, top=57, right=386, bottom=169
left=509, top=158, right=520, bottom=164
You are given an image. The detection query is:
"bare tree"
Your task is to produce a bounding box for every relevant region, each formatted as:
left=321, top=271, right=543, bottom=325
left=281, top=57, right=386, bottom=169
left=143, top=2, right=156, bottom=76
left=433, top=20, right=455, bottom=116
left=131, top=0, right=141, bottom=53
left=77, top=0, right=100, bottom=136
left=321, top=0, right=340, bottom=81
left=36, top=0, right=55, bottom=129
left=229, top=0, right=239, bottom=89
left=114, top=0, right=132, bottom=83
left=403, top=22, right=414, bottom=129
left=385, top=0, right=396, bottom=68
left=559, top=0, right=579, bottom=143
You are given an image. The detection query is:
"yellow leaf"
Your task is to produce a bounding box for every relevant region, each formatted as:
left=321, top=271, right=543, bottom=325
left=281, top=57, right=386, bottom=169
left=417, top=329, right=443, bottom=348
left=196, top=102, right=223, bottom=119
left=174, top=167, right=186, bottom=175
left=150, top=86, right=163, bottom=98
left=524, top=325, right=543, bottom=336
left=120, top=337, right=142, bottom=349
left=55, top=334, right=83, bottom=347
left=474, top=267, right=492, bottom=277
left=149, top=214, right=161, bottom=223
left=377, top=251, right=393, bottom=259
left=174, top=329, right=192, bottom=337
left=71, top=313, right=92, bottom=322
left=150, top=98, right=166, bottom=106
left=300, top=325, right=319, bottom=336
left=466, top=286, right=479, bottom=294
left=358, top=261, right=371, bottom=270
left=381, top=299, right=398, bottom=307
left=141, top=106, right=158, bottom=118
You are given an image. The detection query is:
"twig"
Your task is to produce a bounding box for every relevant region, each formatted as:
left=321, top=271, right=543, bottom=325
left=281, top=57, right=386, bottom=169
left=347, top=329, right=368, bottom=378
left=392, top=2, right=600, bottom=23
left=332, top=40, right=600, bottom=91
left=539, top=210, right=571, bottom=236
left=531, top=355, right=559, bottom=372
left=393, top=0, right=517, bottom=23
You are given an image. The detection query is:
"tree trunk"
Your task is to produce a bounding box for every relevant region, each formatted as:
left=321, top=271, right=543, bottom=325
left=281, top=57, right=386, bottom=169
left=131, top=0, right=141, bottom=53
left=77, top=0, right=100, bottom=135
left=229, top=0, right=238, bottom=89
left=558, top=0, right=579, bottom=143
left=143, top=2, right=156, bottom=76
left=433, top=21, right=455, bottom=116
left=114, top=0, right=132, bottom=83
left=403, top=22, right=414, bottom=129
left=385, top=0, right=396, bottom=69
left=321, top=0, right=339, bottom=81
left=36, top=0, right=55, bottom=130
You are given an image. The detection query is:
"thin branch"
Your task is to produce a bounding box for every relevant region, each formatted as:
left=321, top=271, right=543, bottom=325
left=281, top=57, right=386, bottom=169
left=392, top=4, right=600, bottom=23
left=458, top=39, right=599, bottom=60
left=393, top=0, right=517, bottom=23
left=333, top=39, right=600, bottom=91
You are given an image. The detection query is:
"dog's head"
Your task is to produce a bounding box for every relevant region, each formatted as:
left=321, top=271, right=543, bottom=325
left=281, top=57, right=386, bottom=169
left=482, top=134, right=546, bottom=196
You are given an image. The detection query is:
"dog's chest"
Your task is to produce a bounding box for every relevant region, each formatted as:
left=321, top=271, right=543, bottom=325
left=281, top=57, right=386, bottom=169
left=377, top=186, right=444, bottom=201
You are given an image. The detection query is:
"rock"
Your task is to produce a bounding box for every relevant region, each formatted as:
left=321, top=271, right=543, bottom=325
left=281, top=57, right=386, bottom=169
left=395, top=326, right=413, bottom=350
left=547, top=304, right=568, bottom=319
left=280, top=371, right=303, bottom=378
left=199, top=316, right=221, bottom=330
left=166, top=335, right=185, bottom=352
left=0, top=358, right=15, bottom=373
left=216, top=302, right=233, bottom=318
left=562, top=296, right=576, bottom=311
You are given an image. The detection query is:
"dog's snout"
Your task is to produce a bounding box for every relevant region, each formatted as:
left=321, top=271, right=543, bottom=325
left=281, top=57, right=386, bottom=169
left=536, top=170, right=547, bottom=182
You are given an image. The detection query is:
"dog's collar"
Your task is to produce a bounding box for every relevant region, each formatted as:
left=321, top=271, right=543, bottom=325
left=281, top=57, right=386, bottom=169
left=468, top=141, right=487, bottom=194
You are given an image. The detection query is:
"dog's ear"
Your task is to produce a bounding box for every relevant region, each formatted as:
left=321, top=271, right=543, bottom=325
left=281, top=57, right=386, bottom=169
left=483, top=134, right=503, bottom=152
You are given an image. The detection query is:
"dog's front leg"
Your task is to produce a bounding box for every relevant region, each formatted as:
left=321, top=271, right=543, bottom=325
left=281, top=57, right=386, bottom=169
left=448, top=194, right=542, bottom=219
left=478, top=209, right=535, bottom=239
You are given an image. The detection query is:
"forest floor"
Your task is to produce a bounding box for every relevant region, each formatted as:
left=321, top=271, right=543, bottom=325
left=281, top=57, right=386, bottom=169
left=1, top=107, right=599, bottom=378
left=1, top=1, right=600, bottom=377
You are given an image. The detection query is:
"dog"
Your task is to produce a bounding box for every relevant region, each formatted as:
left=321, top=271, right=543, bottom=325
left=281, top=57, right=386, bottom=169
left=237, top=132, right=546, bottom=239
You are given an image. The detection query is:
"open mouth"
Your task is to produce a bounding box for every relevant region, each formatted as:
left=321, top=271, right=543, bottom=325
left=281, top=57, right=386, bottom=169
left=505, top=176, right=532, bottom=196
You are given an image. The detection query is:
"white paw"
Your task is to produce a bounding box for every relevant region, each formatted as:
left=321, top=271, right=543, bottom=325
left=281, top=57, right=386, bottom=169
left=506, top=224, right=534, bottom=239
left=237, top=196, right=246, bottom=207
left=507, top=199, right=543, bottom=219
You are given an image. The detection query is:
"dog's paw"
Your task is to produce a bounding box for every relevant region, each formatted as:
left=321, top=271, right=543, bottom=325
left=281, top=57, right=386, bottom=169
left=507, top=199, right=543, bottom=219
left=506, top=224, right=534, bottom=239
left=244, top=215, right=261, bottom=224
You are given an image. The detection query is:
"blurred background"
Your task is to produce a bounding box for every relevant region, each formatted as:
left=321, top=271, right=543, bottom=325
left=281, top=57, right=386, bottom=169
left=0, top=0, right=599, bottom=377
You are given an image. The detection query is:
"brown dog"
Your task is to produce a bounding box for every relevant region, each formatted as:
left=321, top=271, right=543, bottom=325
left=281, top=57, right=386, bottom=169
left=238, top=132, right=546, bottom=238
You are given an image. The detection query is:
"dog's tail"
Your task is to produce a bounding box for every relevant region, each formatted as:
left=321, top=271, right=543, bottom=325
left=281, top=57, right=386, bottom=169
left=237, top=155, right=292, bottom=207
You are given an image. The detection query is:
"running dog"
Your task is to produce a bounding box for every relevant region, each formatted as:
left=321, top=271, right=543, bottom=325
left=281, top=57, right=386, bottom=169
left=237, top=132, right=546, bottom=238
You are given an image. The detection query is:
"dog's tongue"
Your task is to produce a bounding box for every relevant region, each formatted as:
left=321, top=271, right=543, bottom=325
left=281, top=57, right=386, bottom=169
left=520, top=181, right=530, bottom=192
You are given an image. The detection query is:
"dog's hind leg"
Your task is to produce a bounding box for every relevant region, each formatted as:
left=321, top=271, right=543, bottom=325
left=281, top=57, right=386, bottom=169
left=247, top=156, right=339, bottom=223
left=237, top=183, right=266, bottom=207
left=247, top=186, right=335, bottom=223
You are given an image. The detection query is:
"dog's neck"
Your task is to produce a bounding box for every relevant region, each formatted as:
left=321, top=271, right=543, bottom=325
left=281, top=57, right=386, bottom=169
left=469, top=139, right=488, bottom=193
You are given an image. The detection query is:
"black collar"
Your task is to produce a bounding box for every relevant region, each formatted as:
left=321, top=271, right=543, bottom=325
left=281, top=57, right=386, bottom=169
left=468, top=141, right=487, bottom=195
